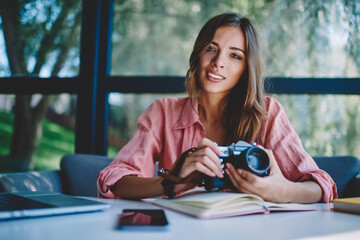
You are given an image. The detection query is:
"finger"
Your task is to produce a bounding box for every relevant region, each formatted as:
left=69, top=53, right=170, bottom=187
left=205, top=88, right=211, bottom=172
left=225, top=164, right=249, bottom=189
left=182, top=153, right=223, bottom=178
left=191, top=147, right=223, bottom=174
left=237, top=168, right=259, bottom=185
left=193, top=155, right=223, bottom=178
left=226, top=164, right=259, bottom=194
left=188, top=159, right=217, bottom=177
left=226, top=168, right=250, bottom=193
left=179, top=161, right=215, bottom=178
left=197, top=138, right=221, bottom=155
left=180, top=148, right=222, bottom=178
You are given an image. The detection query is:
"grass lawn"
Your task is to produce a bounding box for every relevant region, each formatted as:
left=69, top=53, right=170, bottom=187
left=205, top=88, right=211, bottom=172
left=36, top=119, right=75, bottom=170
left=0, top=111, right=74, bottom=171
left=0, top=111, right=13, bottom=156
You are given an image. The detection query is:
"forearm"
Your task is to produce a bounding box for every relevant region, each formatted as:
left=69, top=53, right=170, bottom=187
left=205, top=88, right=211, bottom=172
left=287, top=180, right=323, bottom=203
left=111, top=175, right=164, bottom=199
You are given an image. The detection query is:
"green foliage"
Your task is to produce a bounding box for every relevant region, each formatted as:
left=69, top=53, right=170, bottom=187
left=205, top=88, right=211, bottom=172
left=0, top=111, right=13, bottom=155
left=274, top=94, right=360, bottom=158
left=19, top=0, right=81, bottom=75
left=111, top=0, right=359, bottom=78
left=0, top=110, right=74, bottom=171
left=111, top=0, right=275, bottom=76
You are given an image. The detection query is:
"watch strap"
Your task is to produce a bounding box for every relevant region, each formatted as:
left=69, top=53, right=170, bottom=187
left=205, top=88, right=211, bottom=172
left=158, top=148, right=197, bottom=198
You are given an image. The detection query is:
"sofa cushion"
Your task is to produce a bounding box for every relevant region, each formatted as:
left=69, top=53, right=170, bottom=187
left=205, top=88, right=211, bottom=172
left=0, top=170, right=63, bottom=193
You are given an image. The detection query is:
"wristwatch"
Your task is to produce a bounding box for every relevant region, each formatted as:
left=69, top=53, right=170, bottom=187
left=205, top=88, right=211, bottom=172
left=160, top=178, right=177, bottom=199
left=158, top=147, right=197, bottom=199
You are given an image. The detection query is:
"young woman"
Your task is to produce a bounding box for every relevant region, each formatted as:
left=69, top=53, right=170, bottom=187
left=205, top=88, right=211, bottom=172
left=97, top=13, right=337, bottom=203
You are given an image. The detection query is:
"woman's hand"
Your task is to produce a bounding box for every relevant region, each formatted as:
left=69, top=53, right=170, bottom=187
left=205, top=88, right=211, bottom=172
left=179, top=138, right=224, bottom=178
left=173, top=138, right=224, bottom=193
left=225, top=149, right=323, bottom=203
left=225, top=149, right=291, bottom=202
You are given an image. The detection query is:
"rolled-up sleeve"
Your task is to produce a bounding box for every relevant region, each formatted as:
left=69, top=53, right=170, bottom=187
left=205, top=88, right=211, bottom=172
left=97, top=101, right=164, bottom=198
left=259, top=96, right=337, bottom=202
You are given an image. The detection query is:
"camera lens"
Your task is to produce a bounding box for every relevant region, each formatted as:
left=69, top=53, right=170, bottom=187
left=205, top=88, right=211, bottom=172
left=204, top=144, right=270, bottom=192
left=245, top=148, right=270, bottom=175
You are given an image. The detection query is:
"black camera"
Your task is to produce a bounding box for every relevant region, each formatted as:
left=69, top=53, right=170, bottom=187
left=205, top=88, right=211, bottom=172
left=204, top=141, right=270, bottom=191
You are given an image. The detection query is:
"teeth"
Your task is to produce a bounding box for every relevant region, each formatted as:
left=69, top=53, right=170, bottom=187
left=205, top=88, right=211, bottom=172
left=208, top=72, right=224, bottom=79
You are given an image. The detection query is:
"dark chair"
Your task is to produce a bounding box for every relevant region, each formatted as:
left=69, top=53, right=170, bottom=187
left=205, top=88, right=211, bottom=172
left=313, top=156, right=360, bottom=198
left=60, top=154, right=112, bottom=197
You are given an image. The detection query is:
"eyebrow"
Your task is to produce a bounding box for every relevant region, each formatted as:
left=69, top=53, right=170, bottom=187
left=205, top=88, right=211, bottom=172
left=211, top=41, right=246, bottom=55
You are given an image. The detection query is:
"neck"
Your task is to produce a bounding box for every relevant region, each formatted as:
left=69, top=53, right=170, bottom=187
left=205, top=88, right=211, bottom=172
left=198, top=93, right=225, bottom=123
left=197, top=93, right=228, bottom=145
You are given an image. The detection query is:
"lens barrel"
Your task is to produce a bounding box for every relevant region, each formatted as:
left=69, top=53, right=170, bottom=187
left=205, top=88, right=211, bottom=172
left=204, top=145, right=270, bottom=191
left=239, top=147, right=269, bottom=176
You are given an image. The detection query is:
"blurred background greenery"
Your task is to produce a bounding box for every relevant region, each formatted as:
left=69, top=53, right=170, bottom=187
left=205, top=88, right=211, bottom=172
left=0, top=0, right=359, bottom=172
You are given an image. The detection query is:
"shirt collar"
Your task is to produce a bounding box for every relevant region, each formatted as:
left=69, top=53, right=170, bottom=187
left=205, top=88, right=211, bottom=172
left=173, top=97, right=200, bottom=130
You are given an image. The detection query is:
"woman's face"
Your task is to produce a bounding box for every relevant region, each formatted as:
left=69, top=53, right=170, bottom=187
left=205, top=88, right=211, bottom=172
left=198, top=26, right=247, bottom=97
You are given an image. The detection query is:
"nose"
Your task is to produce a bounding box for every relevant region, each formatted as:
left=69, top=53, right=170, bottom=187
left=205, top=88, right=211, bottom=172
left=211, top=52, right=224, bottom=69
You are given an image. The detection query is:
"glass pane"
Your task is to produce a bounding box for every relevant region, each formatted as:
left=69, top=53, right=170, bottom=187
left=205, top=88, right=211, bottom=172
left=0, top=0, right=81, bottom=77
left=272, top=94, right=360, bottom=159
left=111, top=0, right=359, bottom=77
left=108, top=93, right=360, bottom=161
left=108, top=93, right=186, bottom=157
left=0, top=94, right=76, bottom=172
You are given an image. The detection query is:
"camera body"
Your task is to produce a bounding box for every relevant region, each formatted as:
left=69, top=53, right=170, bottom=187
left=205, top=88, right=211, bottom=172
left=204, top=141, right=270, bottom=191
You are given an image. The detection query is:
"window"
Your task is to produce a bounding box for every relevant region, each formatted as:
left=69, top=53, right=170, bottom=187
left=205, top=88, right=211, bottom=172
left=1, top=0, right=359, bottom=172
left=0, top=0, right=81, bottom=172
left=108, top=0, right=360, bottom=159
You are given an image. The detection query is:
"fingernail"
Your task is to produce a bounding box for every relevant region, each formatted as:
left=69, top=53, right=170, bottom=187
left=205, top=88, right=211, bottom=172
left=225, top=169, right=230, bottom=175
left=226, top=163, right=231, bottom=169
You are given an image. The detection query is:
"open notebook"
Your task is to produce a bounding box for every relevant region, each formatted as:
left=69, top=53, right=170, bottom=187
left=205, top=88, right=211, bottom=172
left=150, top=189, right=318, bottom=219
left=0, top=191, right=110, bottom=220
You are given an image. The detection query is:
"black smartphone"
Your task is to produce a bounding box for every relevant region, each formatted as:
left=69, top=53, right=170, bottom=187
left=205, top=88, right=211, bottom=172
left=117, top=209, right=169, bottom=231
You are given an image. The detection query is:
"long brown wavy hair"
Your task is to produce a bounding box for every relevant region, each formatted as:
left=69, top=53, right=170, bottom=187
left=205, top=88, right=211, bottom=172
left=185, top=13, right=267, bottom=144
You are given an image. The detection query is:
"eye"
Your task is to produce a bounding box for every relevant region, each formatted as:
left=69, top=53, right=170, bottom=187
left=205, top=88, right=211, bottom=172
left=230, top=53, right=242, bottom=60
left=206, top=46, right=216, bottom=52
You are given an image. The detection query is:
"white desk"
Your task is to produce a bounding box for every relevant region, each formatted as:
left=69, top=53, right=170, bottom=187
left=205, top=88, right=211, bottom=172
left=1, top=197, right=360, bottom=240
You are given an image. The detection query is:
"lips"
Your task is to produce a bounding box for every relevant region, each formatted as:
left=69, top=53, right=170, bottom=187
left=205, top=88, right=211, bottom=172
left=207, top=72, right=225, bottom=82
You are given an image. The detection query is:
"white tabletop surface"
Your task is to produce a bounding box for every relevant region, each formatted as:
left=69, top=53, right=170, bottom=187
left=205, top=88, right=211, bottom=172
left=1, top=197, right=360, bottom=240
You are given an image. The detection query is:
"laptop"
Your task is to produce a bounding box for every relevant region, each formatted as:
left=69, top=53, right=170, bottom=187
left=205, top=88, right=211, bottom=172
left=0, top=191, right=111, bottom=220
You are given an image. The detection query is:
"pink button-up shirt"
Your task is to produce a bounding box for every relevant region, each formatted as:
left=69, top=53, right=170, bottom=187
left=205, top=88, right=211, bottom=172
left=97, top=96, right=337, bottom=202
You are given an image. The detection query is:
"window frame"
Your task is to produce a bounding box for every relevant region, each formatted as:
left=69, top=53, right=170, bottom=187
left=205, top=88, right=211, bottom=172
left=0, top=0, right=359, bottom=156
